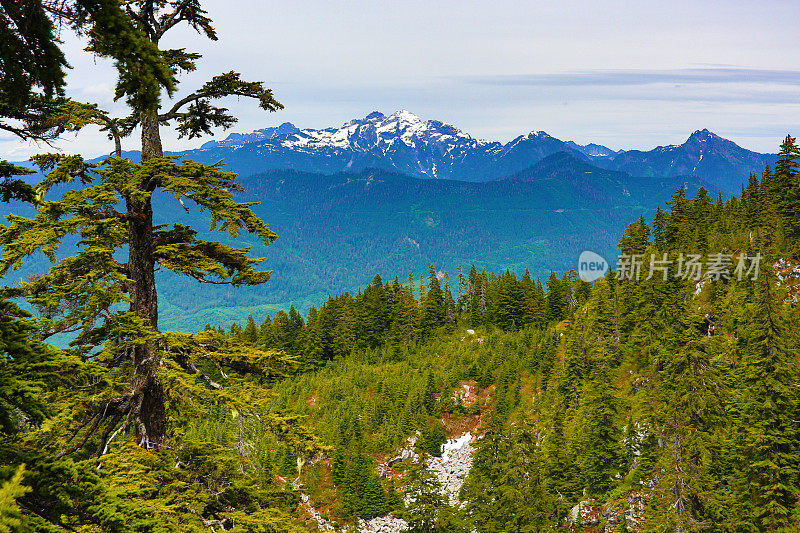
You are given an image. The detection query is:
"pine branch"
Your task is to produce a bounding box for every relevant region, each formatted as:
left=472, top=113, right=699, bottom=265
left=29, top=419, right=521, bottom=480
left=89, top=109, right=122, bottom=157
left=56, top=394, right=134, bottom=458
left=0, top=161, right=35, bottom=203
left=158, top=71, right=283, bottom=139
left=156, top=0, right=216, bottom=40
left=156, top=0, right=193, bottom=36
left=173, top=347, right=223, bottom=390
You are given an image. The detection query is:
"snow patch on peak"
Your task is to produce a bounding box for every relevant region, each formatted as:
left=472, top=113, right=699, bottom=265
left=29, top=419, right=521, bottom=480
left=274, top=110, right=478, bottom=157
left=388, top=109, right=422, bottom=123
left=526, top=130, right=551, bottom=139
left=688, top=128, right=718, bottom=142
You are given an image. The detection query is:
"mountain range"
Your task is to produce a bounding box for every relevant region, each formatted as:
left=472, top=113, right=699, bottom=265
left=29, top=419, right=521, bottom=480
left=191, top=110, right=776, bottom=192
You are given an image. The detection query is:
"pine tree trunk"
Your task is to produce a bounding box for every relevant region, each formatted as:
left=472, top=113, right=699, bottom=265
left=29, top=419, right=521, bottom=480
left=128, top=109, right=165, bottom=447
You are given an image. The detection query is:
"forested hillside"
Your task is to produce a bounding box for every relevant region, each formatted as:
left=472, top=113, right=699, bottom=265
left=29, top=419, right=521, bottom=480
left=0, top=159, right=716, bottom=332
left=187, top=136, right=799, bottom=531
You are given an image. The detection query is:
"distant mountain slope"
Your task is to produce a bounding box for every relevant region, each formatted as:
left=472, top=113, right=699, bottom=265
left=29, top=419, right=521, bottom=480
left=201, top=122, right=300, bottom=148
left=603, top=129, right=775, bottom=192
left=149, top=160, right=713, bottom=331
left=564, top=140, right=621, bottom=158
left=178, top=112, right=774, bottom=192
left=502, top=151, right=629, bottom=184
left=0, top=154, right=721, bottom=332
left=16, top=112, right=770, bottom=193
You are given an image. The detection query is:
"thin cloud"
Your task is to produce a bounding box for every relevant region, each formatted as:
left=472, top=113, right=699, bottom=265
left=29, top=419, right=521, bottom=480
left=460, top=68, right=800, bottom=87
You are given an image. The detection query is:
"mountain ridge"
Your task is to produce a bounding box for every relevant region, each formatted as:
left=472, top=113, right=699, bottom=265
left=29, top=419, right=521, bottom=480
left=189, top=110, right=775, bottom=191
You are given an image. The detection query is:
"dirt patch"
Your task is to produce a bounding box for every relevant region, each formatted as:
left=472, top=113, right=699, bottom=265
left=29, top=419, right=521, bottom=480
left=477, top=384, right=495, bottom=410
left=441, top=413, right=482, bottom=438
left=307, top=392, right=318, bottom=409
left=776, top=258, right=800, bottom=304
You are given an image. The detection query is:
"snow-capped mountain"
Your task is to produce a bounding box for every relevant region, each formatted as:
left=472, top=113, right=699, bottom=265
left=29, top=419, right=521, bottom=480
left=193, top=110, right=594, bottom=181
left=275, top=110, right=503, bottom=178
left=204, top=111, right=489, bottom=154
left=188, top=111, right=775, bottom=189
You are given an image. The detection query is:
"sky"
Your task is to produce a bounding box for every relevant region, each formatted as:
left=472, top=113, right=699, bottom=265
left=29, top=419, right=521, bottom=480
left=3, top=0, right=800, bottom=159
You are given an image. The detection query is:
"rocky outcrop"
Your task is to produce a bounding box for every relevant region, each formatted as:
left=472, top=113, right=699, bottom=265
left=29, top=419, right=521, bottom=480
left=567, top=489, right=650, bottom=532
left=356, top=513, right=408, bottom=533
left=379, top=432, right=420, bottom=477
left=355, top=434, right=476, bottom=532
left=299, top=492, right=335, bottom=531
left=307, top=431, right=477, bottom=532
left=603, top=491, right=648, bottom=532
left=427, top=432, right=476, bottom=506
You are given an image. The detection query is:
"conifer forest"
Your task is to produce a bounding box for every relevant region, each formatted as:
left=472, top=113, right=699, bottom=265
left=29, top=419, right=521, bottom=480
left=1, top=1, right=799, bottom=532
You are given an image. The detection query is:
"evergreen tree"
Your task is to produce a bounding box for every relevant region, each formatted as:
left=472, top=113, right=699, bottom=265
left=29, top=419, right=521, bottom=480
left=0, top=4, right=325, bottom=531
left=465, top=265, right=479, bottom=325
left=577, top=364, right=623, bottom=496
left=652, top=206, right=668, bottom=249
left=359, top=472, right=389, bottom=519
left=664, top=186, right=692, bottom=249
left=286, top=305, right=305, bottom=351
left=618, top=215, right=651, bottom=255
left=259, top=315, right=276, bottom=346
left=773, top=134, right=800, bottom=240
left=441, top=272, right=457, bottom=326
left=742, top=172, right=762, bottom=229
left=690, top=187, right=713, bottom=252
left=0, top=0, right=282, bottom=449
left=420, top=266, right=446, bottom=336
left=243, top=313, right=259, bottom=343
left=500, top=418, right=556, bottom=531
left=402, top=456, right=456, bottom=533
left=360, top=274, right=390, bottom=347
left=492, top=271, right=525, bottom=330
left=393, top=272, right=419, bottom=344
left=731, top=271, right=800, bottom=530
left=758, top=165, right=787, bottom=251
left=546, top=271, right=567, bottom=322
left=519, top=268, right=541, bottom=327
left=645, top=302, right=723, bottom=532
left=301, top=306, right=325, bottom=370
left=456, top=264, right=468, bottom=314
left=423, top=372, right=438, bottom=416
left=331, top=300, right=356, bottom=358
left=273, top=310, right=290, bottom=351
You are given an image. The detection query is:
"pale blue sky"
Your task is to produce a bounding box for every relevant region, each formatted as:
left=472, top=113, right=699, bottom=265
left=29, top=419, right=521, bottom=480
left=3, top=0, right=799, bottom=159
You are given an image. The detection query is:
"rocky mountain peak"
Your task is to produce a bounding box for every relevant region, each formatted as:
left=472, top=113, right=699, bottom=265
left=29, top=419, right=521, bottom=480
left=527, top=130, right=551, bottom=139
left=686, top=128, right=719, bottom=144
